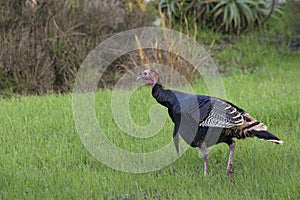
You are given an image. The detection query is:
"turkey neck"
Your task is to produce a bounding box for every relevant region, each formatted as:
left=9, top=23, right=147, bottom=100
left=152, top=83, right=175, bottom=108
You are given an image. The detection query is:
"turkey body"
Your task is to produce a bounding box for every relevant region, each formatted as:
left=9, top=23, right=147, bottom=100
left=138, top=69, right=282, bottom=176
left=152, top=83, right=283, bottom=176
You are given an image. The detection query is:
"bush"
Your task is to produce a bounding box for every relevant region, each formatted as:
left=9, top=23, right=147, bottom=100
left=0, top=0, right=155, bottom=95
left=287, top=0, right=300, bottom=36
left=157, top=0, right=279, bottom=34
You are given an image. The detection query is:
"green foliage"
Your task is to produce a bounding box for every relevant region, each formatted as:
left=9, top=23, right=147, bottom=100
left=157, top=0, right=280, bottom=34
left=286, top=0, right=300, bottom=36
left=211, top=0, right=269, bottom=34
left=0, top=0, right=297, bottom=96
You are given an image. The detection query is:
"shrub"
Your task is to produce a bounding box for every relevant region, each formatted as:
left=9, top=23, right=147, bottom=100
left=287, top=0, right=300, bottom=36
left=157, top=0, right=279, bottom=34
left=0, top=0, right=155, bottom=95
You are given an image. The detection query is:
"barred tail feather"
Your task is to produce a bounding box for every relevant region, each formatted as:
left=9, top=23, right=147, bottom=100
left=240, top=113, right=283, bottom=145
left=251, top=130, right=283, bottom=145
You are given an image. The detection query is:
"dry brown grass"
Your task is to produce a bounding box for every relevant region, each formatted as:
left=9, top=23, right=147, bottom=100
left=0, top=0, right=154, bottom=94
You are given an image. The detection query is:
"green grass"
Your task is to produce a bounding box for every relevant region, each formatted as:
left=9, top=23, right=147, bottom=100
left=1, top=57, right=300, bottom=199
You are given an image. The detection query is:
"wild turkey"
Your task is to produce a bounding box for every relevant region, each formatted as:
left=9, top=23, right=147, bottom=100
left=137, top=69, right=283, bottom=176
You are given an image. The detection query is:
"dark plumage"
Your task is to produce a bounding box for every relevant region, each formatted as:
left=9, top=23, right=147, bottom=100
left=137, top=69, right=283, bottom=176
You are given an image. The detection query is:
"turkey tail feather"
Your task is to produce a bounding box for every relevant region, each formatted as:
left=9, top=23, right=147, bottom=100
left=239, top=113, right=283, bottom=145
left=250, top=130, right=283, bottom=145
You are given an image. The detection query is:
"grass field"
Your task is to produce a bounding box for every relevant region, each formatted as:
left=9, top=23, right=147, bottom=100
left=1, top=50, right=300, bottom=199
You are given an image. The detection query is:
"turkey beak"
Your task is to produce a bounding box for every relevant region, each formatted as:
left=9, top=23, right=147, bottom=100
left=137, top=74, right=142, bottom=80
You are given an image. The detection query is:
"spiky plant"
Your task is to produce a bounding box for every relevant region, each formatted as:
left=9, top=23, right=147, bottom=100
left=157, top=0, right=278, bottom=34
left=211, top=0, right=270, bottom=34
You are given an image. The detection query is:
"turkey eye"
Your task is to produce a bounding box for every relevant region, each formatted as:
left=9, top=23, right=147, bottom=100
left=143, top=72, right=147, bottom=76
